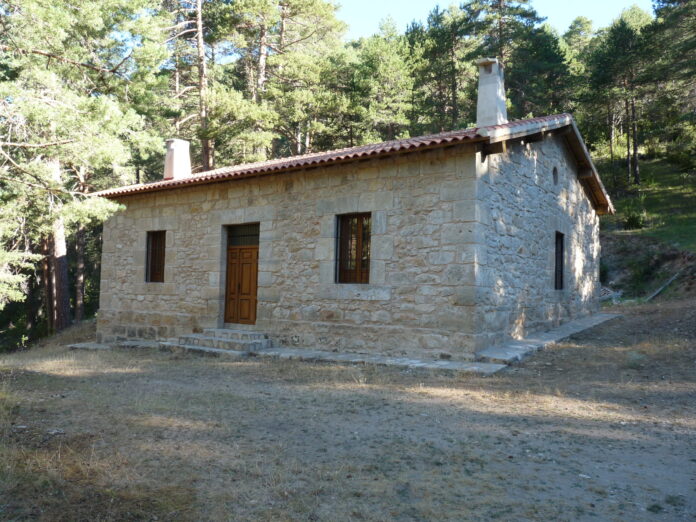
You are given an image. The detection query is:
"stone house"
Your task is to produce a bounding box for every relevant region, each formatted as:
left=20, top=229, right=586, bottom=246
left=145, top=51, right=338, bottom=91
left=94, top=58, right=613, bottom=360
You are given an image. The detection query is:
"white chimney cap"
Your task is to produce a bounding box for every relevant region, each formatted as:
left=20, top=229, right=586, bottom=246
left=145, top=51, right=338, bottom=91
left=164, top=139, right=192, bottom=180
left=476, top=57, right=508, bottom=128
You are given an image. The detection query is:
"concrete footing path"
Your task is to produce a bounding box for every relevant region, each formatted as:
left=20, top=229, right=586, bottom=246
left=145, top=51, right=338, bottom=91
left=69, top=312, right=620, bottom=376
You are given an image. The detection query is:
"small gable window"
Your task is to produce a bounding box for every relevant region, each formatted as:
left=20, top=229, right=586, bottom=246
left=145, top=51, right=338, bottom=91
left=146, top=230, right=166, bottom=283
left=337, top=213, right=371, bottom=284
left=554, top=231, right=564, bottom=290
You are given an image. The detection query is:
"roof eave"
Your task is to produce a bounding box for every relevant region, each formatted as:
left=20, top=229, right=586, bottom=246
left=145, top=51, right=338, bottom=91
left=566, top=120, right=615, bottom=215
left=482, top=115, right=613, bottom=215
left=93, top=135, right=489, bottom=199
left=93, top=114, right=614, bottom=215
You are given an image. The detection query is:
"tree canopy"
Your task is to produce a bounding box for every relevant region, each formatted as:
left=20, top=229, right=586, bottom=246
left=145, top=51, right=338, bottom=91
left=0, top=0, right=693, bottom=344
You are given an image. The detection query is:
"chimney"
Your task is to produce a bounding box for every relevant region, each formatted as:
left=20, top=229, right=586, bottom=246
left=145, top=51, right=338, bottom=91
left=163, top=139, right=192, bottom=180
left=476, top=57, right=508, bottom=127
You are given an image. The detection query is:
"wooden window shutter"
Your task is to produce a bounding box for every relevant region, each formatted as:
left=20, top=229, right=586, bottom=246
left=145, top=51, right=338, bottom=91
left=337, top=213, right=371, bottom=284
left=554, top=231, right=564, bottom=290
left=146, top=230, right=166, bottom=283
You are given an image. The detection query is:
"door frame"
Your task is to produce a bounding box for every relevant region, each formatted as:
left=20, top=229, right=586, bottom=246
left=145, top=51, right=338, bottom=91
left=223, top=223, right=260, bottom=325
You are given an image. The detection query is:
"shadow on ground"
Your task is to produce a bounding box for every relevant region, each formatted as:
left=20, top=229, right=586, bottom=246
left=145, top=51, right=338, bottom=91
left=1, top=299, right=694, bottom=521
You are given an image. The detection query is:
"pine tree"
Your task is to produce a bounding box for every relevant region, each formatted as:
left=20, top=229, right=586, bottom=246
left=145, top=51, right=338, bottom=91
left=467, top=0, right=543, bottom=65
left=507, top=24, right=572, bottom=118
left=407, top=5, right=479, bottom=135
left=0, top=0, right=168, bottom=330
left=588, top=8, right=652, bottom=185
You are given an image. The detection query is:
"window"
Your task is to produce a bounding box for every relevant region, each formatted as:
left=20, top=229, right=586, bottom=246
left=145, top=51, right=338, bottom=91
left=228, top=223, right=260, bottom=246
left=552, top=166, right=559, bottom=185
left=337, top=213, right=371, bottom=284
left=146, top=231, right=166, bottom=282
left=554, top=231, right=564, bottom=290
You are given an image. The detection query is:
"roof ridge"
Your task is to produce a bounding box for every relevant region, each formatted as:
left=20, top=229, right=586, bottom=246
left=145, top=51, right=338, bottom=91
left=202, top=125, right=485, bottom=178
left=191, top=113, right=572, bottom=179
left=94, top=113, right=573, bottom=198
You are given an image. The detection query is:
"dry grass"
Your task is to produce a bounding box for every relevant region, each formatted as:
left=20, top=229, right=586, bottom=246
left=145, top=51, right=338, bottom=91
left=1, top=299, right=695, bottom=521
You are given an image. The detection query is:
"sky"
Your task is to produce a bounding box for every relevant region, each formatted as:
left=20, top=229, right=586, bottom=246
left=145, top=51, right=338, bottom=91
left=336, top=0, right=655, bottom=40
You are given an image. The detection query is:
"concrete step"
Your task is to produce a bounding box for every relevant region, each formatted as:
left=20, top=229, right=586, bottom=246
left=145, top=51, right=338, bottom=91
left=178, top=333, right=271, bottom=352
left=476, top=312, right=621, bottom=364
left=116, top=340, right=160, bottom=350
left=68, top=342, right=111, bottom=351
left=202, top=328, right=268, bottom=342
left=252, top=347, right=506, bottom=375
left=159, top=342, right=246, bottom=359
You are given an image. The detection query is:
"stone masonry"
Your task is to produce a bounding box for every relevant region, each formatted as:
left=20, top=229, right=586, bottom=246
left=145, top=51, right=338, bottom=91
left=96, top=135, right=600, bottom=360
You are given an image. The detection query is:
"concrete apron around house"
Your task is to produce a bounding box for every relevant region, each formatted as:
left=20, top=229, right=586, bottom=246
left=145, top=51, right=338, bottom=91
left=68, top=312, right=620, bottom=376
left=475, top=312, right=620, bottom=364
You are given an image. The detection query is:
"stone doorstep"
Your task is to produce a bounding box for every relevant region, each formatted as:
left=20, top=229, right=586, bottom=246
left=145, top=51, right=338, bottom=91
left=159, top=342, right=246, bottom=359
left=68, top=342, right=112, bottom=351
left=116, top=340, right=161, bottom=350
left=475, top=312, right=621, bottom=364
left=178, top=333, right=271, bottom=351
left=68, top=340, right=162, bottom=351
left=202, top=328, right=268, bottom=341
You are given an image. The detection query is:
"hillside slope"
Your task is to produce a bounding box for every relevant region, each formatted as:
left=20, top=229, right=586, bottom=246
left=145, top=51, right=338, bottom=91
left=600, top=159, right=696, bottom=299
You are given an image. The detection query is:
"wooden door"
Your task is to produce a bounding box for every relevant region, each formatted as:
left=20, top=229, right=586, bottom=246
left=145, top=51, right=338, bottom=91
left=224, top=246, right=258, bottom=324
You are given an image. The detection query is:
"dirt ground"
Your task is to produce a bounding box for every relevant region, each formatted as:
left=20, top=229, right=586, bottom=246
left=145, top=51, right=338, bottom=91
left=1, top=298, right=695, bottom=521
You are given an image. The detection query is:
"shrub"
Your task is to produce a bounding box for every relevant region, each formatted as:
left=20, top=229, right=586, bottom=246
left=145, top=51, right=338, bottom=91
left=623, top=208, right=648, bottom=229
left=622, top=193, right=648, bottom=230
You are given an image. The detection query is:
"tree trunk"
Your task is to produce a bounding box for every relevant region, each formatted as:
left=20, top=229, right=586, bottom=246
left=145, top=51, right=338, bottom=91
left=74, top=224, right=86, bottom=322
left=276, top=6, right=288, bottom=78
left=294, top=125, right=302, bottom=155
left=25, top=271, right=45, bottom=341
left=256, top=24, right=268, bottom=102
left=41, top=237, right=54, bottom=334
left=631, top=96, right=640, bottom=185
left=624, top=97, right=631, bottom=184
left=608, top=103, right=614, bottom=164
left=174, top=41, right=181, bottom=135
left=497, top=0, right=506, bottom=64
left=249, top=24, right=269, bottom=160
left=51, top=215, right=71, bottom=331
left=449, top=31, right=458, bottom=128
left=245, top=56, right=256, bottom=101
left=49, top=159, right=72, bottom=332
left=195, top=0, right=213, bottom=170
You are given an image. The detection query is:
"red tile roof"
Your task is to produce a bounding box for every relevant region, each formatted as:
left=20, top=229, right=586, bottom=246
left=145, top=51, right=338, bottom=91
left=94, top=114, right=569, bottom=199
left=93, top=113, right=612, bottom=213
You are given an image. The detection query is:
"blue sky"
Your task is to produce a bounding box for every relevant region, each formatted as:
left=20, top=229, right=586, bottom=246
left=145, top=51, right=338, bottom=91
left=337, top=0, right=654, bottom=40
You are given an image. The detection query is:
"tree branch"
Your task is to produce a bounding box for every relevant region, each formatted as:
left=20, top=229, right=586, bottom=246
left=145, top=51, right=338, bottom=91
left=0, top=139, right=76, bottom=149
left=166, top=28, right=199, bottom=42
left=176, top=113, right=198, bottom=127
left=0, top=44, right=131, bottom=76
left=163, top=21, right=196, bottom=31
left=175, top=85, right=198, bottom=98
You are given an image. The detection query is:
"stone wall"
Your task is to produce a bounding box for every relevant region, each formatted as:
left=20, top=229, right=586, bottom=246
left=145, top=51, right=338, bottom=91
left=96, top=136, right=601, bottom=359
left=97, top=146, right=485, bottom=359
left=475, top=136, right=601, bottom=346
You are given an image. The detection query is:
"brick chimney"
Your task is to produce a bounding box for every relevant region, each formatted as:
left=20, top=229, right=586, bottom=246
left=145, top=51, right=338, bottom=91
left=476, top=58, right=508, bottom=128
left=163, top=139, right=192, bottom=180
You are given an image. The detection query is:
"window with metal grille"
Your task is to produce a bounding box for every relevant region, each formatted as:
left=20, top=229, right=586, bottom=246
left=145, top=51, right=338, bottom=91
left=228, top=223, right=260, bottom=246
left=337, top=213, right=371, bottom=284
left=146, top=230, right=166, bottom=283
left=554, top=231, right=564, bottom=290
